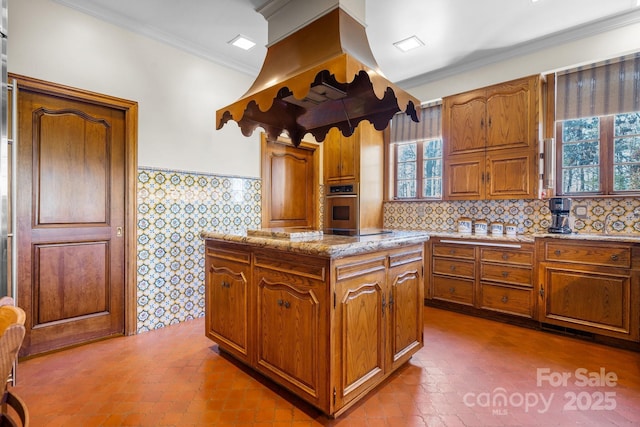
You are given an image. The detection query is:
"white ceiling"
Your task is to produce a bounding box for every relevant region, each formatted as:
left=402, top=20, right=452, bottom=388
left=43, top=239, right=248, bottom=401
left=53, top=0, right=640, bottom=87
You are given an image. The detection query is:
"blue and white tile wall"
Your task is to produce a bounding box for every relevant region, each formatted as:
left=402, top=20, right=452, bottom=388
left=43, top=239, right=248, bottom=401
left=136, top=167, right=261, bottom=333
left=135, top=166, right=640, bottom=334
left=384, top=198, right=640, bottom=234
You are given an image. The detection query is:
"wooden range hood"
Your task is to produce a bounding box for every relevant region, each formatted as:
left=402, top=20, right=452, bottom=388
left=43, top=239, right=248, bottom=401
left=216, top=6, right=421, bottom=146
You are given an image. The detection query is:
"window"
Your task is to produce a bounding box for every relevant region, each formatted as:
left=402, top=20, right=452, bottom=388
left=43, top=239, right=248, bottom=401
left=390, top=103, right=442, bottom=199
left=556, top=53, right=640, bottom=195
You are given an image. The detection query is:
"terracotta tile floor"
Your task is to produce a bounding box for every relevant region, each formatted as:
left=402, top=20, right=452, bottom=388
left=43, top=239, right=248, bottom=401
left=12, top=307, right=640, bottom=426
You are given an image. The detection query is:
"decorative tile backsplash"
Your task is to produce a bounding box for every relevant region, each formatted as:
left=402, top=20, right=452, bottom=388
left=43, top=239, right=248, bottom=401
left=136, top=167, right=261, bottom=333
left=384, top=198, right=640, bottom=234
left=135, top=167, right=639, bottom=334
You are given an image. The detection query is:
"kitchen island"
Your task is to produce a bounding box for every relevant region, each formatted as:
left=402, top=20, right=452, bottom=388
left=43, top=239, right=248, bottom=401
left=201, top=229, right=430, bottom=417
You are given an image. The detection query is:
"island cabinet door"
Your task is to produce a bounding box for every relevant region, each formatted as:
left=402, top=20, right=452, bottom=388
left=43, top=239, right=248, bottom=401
left=386, top=245, right=425, bottom=371
left=205, top=247, right=252, bottom=364
left=332, top=254, right=387, bottom=411
left=253, top=252, right=329, bottom=410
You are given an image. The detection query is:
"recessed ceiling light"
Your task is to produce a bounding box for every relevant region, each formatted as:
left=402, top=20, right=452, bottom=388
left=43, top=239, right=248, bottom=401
left=229, top=35, right=256, bottom=51
left=393, top=36, right=424, bottom=53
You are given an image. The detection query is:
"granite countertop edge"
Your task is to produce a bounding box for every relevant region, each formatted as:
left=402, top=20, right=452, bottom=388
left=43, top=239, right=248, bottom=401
left=200, top=230, right=640, bottom=258
left=200, top=230, right=431, bottom=258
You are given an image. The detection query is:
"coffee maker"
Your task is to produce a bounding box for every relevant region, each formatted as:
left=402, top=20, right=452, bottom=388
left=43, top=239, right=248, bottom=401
left=548, top=197, right=572, bottom=234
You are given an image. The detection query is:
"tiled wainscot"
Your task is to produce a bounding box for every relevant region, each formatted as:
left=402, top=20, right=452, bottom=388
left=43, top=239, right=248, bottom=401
left=136, top=168, right=261, bottom=332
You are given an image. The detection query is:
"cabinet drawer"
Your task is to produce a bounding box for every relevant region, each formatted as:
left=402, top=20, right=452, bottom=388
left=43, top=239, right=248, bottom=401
left=480, top=248, right=533, bottom=265
left=433, top=258, right=475, bottom=278
left=480, top=263, right=532, bottom=287
left=479, top=283, right=533, bottom=318
left=432, top=276, right=474, bottom=305
left=545, top=242, right=631, bottom=268
left=433, top=243, right=476, bottom=260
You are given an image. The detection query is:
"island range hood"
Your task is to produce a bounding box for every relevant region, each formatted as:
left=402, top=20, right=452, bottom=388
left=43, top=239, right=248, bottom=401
left=216, top=1, right=421, bottom=146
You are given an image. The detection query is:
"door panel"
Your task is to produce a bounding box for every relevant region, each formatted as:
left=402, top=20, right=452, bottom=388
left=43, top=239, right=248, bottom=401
left=35, top=242, right=109, bottom=324
left=261, top=134, right=318, bottom=229
left=17, top=84, right=127, bottom=356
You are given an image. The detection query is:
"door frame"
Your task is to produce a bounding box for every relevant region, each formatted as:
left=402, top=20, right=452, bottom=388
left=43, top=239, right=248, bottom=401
left=9, top=73, right=138, bottom=336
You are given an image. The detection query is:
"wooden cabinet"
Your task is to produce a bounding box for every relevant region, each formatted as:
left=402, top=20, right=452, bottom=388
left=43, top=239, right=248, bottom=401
left=333, top=245, right=424, bottom=410
left=204, top=238, right=425, bottom=417
left=429, top=238, right=536, bottom=319
left=333, top=254, right=387, bottom=409
left=323, top=121, right=385, bottom=230
left=253, top=250, right=328, bottom=408
left=386, top=247, right=425, bottom=371
left=442, top=75, right=541, bottom=200
left=537, top=239, right=640, bottom=342
left=205, top=245, right=251, bottom=364
left=324, top=127, right=358, bottom=184
left=479, top=245, right=535, bottom=318
left=431, top=242, right=476, bottom=306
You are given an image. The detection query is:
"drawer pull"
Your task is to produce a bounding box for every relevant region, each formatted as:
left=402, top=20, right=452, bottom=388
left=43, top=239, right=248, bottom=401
left=554, top=250, right=561, bottom=256
left=611, top=254, right=619, bottom=261
left=502, top=253, right=509, bottom=260
left=501, top=296, right=509, bottom=303
left=449, top=287, right=455, bottom=294
left=449, top=249, right=456, bottom=255
left=450, top=265, right=456, bottom=271
left=501, top=271, right=509, bottom=278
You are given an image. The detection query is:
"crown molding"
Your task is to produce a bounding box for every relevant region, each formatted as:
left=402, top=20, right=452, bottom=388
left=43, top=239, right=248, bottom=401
left=52, top=0, right=263, bottom=76
left=398, top=8, right=640, bottom=89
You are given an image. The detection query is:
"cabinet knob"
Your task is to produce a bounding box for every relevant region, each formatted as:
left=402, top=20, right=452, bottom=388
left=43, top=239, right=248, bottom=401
left=611, top=254, right=619, bottom=261
left=554, top=250, right=561, bottom=256
left=449, top=287, right=455, bottom=294
left=221, top=281, right=230, bottom=288
left=502, top=253, right=509, bottom=260
left=449, top=249, right=456, bottom=255
left=277, top=299, right=291, bottom=308
left=450, top=265, right=456, bottom=271
left=501, top=296, right=509, bottom=303
left=501, top=271, right=509, bottom=278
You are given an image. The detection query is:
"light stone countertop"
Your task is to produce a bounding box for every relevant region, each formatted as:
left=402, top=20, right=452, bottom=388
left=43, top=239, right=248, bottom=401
left=200, top=229, right=640, bottom=259
left=200, top=229, right=431, bottom=258
left=426, top=230, right=640, bottom=244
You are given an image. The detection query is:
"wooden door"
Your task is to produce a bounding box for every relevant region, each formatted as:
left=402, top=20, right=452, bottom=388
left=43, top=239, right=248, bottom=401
left=14, top=76, right=137, bottom=357
left=205, top=247, right=250, bottom=363
left=323, top=127, right=358, bottom=185
left=486, top=148, right=536, bottom=199
left=443, top=152, right=485, bottom=200
left=261, top=134, right=318, bottom=229
left=486, top=76, right=537, bottom=151
left=443, top=90, right=486, bottom=156
left=386, top=246, right=424, bottom=372
left=333, top=255, right=386, bottom=410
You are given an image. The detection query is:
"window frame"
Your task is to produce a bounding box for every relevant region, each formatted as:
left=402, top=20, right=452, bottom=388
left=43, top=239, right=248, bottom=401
left=555, top=114, right=640, bottom=196
left=392, top=138, right=443, bottom=200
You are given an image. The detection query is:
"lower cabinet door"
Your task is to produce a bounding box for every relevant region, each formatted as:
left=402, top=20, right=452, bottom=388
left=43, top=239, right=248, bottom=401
left=255, top=268, right=324, bottom=405
left=334, top=258, right=387, bottom=410
left=388, top=258, right=424, bottom=371
left=206, top=252, right=250, bottom=363
left=539, top=264, right=638, bottom=341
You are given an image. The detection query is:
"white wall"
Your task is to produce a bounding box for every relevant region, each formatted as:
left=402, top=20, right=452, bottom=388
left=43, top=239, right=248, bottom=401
left=9, top=0, right=640, bottom=178
left=407, top=19, right=640, bottom=102
left=7, top=0, right=262, bottom=178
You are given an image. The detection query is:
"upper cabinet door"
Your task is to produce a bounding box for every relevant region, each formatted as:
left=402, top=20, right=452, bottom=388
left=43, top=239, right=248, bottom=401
left=486, top=76, right=538, bottom=150
left=443, top=90, right=486, bottom=156
left=324, top=127, right=359, bottom=184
